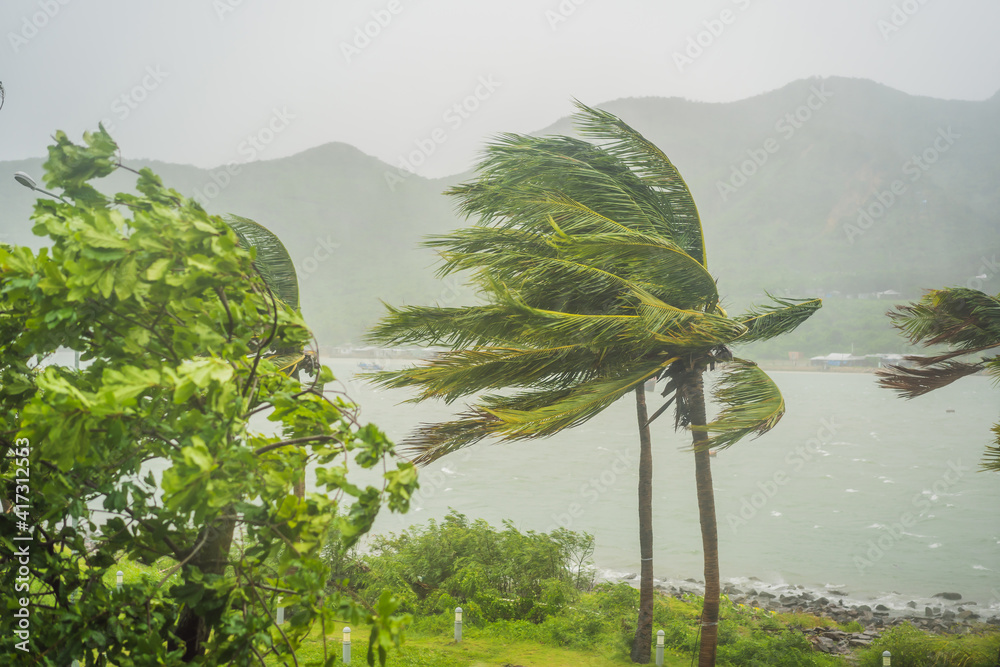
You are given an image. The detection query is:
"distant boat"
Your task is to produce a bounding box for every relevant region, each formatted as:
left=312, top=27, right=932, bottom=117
left=357, top=361, right=384, bottom=371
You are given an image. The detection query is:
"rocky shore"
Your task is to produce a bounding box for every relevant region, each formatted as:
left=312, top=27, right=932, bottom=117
left=630, top=576, right=999, bottom=658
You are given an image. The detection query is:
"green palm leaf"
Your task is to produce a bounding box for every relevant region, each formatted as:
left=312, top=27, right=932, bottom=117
left=481, top=360, right=672, bottom=439
left=888, top=287, right=1000, bottom=350
left=984, top=423, right=1000, bottom=473
left=689, top=360, right=785, bottom=451
left=224, top=214, right=300, bottom=310
left=734, top=295, right=823, bottom=344
left=367, top=344, right=630, bottom=403
left=450, top=134, right=671, bottom=238
left=572, top=100, right=707, bottom=267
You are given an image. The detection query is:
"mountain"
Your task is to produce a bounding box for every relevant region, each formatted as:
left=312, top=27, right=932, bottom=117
left=2, top=77, right=997, bottom=354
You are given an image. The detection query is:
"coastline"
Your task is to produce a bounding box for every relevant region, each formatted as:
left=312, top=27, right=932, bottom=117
left=607, top=571, right=999, bottom=633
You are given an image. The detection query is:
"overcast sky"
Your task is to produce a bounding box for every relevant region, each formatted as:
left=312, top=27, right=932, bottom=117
left=2, top=0, right=999, bottom=177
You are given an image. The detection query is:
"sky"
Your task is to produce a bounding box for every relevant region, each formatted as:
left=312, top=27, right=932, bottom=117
left=1, top=0, right=999, bottom=177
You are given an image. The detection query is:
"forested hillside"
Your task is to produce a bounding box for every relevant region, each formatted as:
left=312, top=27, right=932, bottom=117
left=2, top=77, right=996, bottom=355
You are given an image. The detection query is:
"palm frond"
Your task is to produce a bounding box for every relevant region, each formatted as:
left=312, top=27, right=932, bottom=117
left=402, top=409, right=503, bottom=465
left=888, top=288, right=1000, bottom=350
left=983, top=423, right=1000, bottom=473
left=571, top=100, right=707, bottom=267
left=553, top=232, right=719, bottom=310
left=224, top=214, right=300, bottom=310
left=689, top=359, right=785, bottom=451
left=364, top=302, right=539, bottom=348
left=266, top=352, right=306, bottom=374
left=365, top=343, right=637, bottom=404
left=734, top=295, right=823, bottom=344
left=480, top=359, right=673, bottom=439
left=631, top=287, right=746, bottom=349
left=876, top=360, right=986, bottom=399
left=449, top=134, right=671, bottom=238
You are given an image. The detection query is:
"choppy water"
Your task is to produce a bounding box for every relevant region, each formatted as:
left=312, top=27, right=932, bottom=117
left=330, top=358, right=1000, bottom=613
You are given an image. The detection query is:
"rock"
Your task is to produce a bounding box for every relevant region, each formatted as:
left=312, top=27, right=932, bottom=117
left=622, top=573, right=637, bottom=580
left=907, top=601, right=917, bottom=608
left=812, top=636, right=838, bottom=653
left=816, top=596, right=830, bottom=606
left=858, top=604, right=872, bottom=612
left=875, top=604, right=890, bottom=612
left=942, top=610, right=956, bottom=620
left=925, top=606, right=934, bottom=617
left=958, top=610, right=979, bottom=621
left=758, top=591, right=776, bottom=599
left=933, top=592, right=962, bottom=601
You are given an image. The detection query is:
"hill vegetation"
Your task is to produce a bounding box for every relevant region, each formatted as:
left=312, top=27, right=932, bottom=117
left=2, top=77, right=996, bottom=354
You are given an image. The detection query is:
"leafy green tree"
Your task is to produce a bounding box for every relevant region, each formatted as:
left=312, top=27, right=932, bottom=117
left=365, top=102, right=820, bottom=665
left=877, top=287, right=1000, bottom=470
left=0, top=127, right=418, bottom=665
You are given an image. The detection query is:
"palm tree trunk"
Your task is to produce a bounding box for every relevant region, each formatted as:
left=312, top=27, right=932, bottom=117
left=686, top=371, right=719, bottom=667
left=630, top=385, right=654, bottom=663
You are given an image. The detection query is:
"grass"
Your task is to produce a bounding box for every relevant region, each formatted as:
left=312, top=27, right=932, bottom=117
left=269, top=625, right=694, bottom=666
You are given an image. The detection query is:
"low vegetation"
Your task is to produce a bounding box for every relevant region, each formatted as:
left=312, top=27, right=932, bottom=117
left=315, top=513, right=1000, bottom=666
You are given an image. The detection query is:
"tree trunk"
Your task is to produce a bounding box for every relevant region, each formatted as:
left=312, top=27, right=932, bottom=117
left=169, top=514, right=237, bottom=662
left=686, top=371, right=720, bottom=667
left=630, top=385, right=654, bottom=663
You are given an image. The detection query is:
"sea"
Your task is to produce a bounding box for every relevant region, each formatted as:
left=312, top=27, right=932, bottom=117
left=330, top=357, right=1000, bottom=615
left=42, top=350, right=1000, bottom=615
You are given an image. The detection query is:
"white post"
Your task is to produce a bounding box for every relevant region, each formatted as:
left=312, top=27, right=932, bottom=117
left=455, top=607, right=463, bottom=642
left=276, top=598, right=284, bottom=625
left=882, top=650, right=891, bottom=666
left=656, top=629, right=664, bottom=666
left=71, top=590, right=80, bottom=667
left=343, top=626, right=351, bottom=664
left=116, top=570, right=123, bottom=592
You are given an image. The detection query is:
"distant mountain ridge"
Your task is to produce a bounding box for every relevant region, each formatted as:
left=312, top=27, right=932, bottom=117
left=1, top=77, right=997, bottom=350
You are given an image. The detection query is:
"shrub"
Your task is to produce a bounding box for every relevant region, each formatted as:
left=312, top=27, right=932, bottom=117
left=858, top=623, right=1000, bottom=667
left=341, top=510, right=594, bottom=622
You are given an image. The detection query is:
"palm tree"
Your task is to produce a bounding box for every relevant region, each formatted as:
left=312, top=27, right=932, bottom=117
left=877, top=286, right=1000, bottom=471
left=366, top=102, right=821, bottom=665
left=224, top=214, right=321, bottom=498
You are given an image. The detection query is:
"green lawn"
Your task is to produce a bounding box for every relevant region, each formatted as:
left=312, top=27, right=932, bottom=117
left=275, top=627, right=693, bottom=666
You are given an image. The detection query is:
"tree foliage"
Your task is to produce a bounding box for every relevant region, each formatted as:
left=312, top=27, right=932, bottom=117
left=0, top=127, right=418, bottom=665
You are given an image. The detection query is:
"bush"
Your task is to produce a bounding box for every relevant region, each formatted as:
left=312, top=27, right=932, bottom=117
left=341, top=510, right=595, bottom=622
left=857, top=623, right=1000, bottom=667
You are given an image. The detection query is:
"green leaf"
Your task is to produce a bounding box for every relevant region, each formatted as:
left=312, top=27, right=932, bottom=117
left=690, top=360, right=785, bottom=450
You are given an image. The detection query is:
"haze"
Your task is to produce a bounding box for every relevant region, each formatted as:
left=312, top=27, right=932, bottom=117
left=2, top=0, right=1000, bottom=177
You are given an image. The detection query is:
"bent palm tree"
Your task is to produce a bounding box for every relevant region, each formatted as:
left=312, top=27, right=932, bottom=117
left=877, top=287, right=1000, bottom=471
left=225, top=214, right=320, bottom=498
left=366, top=102, right=820, bottom=665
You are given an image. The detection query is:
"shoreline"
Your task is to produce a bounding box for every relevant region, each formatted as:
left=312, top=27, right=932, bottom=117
left=607, top=571, right=999, bottom=634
